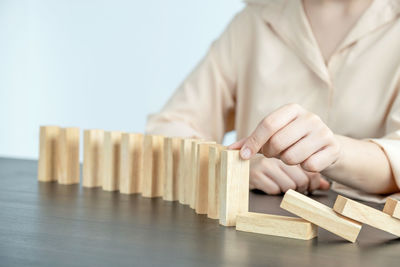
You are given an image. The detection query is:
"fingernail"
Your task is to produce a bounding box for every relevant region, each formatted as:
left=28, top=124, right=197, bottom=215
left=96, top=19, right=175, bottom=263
left=240, top=147, right=252, bottom=159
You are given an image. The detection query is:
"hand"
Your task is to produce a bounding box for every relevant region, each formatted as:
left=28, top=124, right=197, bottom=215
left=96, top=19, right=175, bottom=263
left=230, top=103, right=341, bottom=172
left=250, top=155, right=330, bottom=194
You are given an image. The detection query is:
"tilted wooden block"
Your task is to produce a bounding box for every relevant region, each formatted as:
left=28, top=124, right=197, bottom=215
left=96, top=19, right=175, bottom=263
left=102, top=131, right=122, bottom=191
left=236, top=212, right=318, bottom=240
left=119, top=133, right=143, bottom=194
left=219, top=150, right=250, bottom=226
left=83, top=129, right=104, bottom=187
left=178, top=138, right=193, bottom=205
left=163, top=137, right=181, bottom=201
left=194, top=142, right=216, bottom=214
left=56, top=127, right=80, bottom=185
left=38, top=126, right=60, bottom=182
left=383, top=197, right=400, bottom=220
left=333, top=195, right=400, bottom=237
left=207, top=145, right=224, bottom=219
left=280, top=190, right=362, bottom=243
left=142, top=135, right=165, bottom=197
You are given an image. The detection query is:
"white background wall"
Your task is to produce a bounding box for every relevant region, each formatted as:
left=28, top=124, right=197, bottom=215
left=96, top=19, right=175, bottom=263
left=0, top=0, right=243, bottom=160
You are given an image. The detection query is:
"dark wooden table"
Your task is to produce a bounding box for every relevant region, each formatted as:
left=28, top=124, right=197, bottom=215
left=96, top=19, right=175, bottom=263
left=1, top=157, right=399, bottom=267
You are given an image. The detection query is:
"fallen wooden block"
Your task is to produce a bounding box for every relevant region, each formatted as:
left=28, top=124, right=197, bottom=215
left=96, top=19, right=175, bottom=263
left=207, top=145, right=224, bottom=219
left=56, top=127, right=80, bottom=184
left=194, top=142, right=216, bottom=214
left=142, top=135, right=165, bottom=198
left=219, top=150, right=250, bottom=226
left=333, top=195, right=400, bottom=237
left=163, top=137, right=181, bottom=201
left=119, top=133, right=143, bottom=194
left=178, top=138, right=193, bottom=205
left=383, top=197, right=400, bottom=220
left=38, top=126, right=60, bottom=182
left=83, top=129, right=104, bottom=187
left=280, top=189, right=362, bottom=242
left=236, top=212, right=318, bottom=240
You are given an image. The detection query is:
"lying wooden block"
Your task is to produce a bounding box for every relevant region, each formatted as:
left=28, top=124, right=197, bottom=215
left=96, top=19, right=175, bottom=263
left=280, top=190, right=362, bottom=242
left=142, top=135, right=165, bottom=198
left=194, top=142, right=216, bottom=214
left=102, top=131, right=122, bottom=191
left=56, top=127, right=80, bottom=184
left=219, top=150, right=250, bottom=226
left=383, top=197, right=400, bottom=220
left=236, top=212, right=318, bottom=240
left=83, top=129, right=104, bottom=187
left=334, top=195, right=400, bottom=237
left=207, top=145, right=224, bottom=219
left=178, top=138, right=193, bottom=205
left=163, top=137, right=181, bottom=201
left=38, top=126, right=60, bottom=182
left=119, top=133, right=143, bottom=194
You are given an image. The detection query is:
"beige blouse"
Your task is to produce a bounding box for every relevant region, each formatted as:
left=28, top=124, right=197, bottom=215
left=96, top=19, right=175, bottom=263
left=146, top=0, right=400, bottom=202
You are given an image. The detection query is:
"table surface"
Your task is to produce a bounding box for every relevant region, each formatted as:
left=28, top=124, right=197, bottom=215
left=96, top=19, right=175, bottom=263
left=0, top=157, right=399, bottom=267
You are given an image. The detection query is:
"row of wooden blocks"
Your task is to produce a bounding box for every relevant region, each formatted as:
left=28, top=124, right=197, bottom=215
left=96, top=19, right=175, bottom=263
left=38, top=126, right=400, bottom=242
left=37, top=126, right=249, bottom=226
left=237, top=190, right=400, bottom=242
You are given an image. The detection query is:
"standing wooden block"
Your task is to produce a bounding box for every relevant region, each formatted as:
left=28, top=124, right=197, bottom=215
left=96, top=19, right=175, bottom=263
left=180, top=138, right=194, bottom=205
left=163, top=137, right=181, bottom=201
left=207, top=145, right=224, bottom=219
left=119, top=133, right=143, bottom=194
left=142, top=135, right=165, bottom=198
left=383, top=197, right=400, bottom=219
left=38, top=126, right=60, bottom=182
left=83, top=129, right=104, bottom=187
left=236, top=212, right=318, bottom=240
left=56, top=127, right=80, bottom=184
left=280, top=189, right=362, bottom=242
left=102, top=131, right=122, bottom=191
left=194, top=142, right=215, bottom=214
left=189, top=140, right=202, bottom=209
left=219, top=150, right=250, bottom=226
left=333, top=195, right=400, bottom=237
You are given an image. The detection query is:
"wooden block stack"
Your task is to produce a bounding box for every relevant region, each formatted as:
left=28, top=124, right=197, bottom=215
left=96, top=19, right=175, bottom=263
left=38, top=125, right=400, bottom=243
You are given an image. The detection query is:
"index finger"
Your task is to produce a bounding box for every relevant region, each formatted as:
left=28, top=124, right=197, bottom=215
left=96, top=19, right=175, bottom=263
left=240, top=104, right=303, bottom=160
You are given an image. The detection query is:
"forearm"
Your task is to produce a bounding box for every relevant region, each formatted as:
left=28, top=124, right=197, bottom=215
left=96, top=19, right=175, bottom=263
left=322, top=135, right=398, bottom=194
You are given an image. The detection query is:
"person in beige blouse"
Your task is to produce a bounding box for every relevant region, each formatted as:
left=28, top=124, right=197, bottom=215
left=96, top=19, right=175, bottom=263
left=146, top=0, right=400, bottom=201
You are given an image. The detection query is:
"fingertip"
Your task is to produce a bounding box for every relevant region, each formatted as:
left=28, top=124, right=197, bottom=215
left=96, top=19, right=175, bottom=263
left=319, top=178, right=331, bottom=190
left=240, top=147, right=252, bottom=160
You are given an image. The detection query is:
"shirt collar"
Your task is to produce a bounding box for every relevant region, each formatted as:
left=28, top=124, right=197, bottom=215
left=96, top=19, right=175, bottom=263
left=259, top=0, right=400, bottom=85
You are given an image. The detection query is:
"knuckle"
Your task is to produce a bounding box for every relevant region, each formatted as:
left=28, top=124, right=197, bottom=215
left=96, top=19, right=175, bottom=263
left=303, top=159, right=322, bottom=172
left=260, top=116, right=276, bottom=132
left=287, top=103, right=302, bottom=112
left=280, top=150, right=299, bottom=165
left=268, top=136, right=284, bottom=155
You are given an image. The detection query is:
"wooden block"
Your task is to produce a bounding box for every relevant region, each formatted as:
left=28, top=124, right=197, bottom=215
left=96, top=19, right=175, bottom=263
left=207, top=145, right=224, bottom=219
left=383, top=197, right=400, bottom=220
left=83, top=129, right=104, bottom=187
left=119, top=133, right=143, bottom=194
left=142, top=135, right=165, bottom=198
left=219, top=150, right=250, bottom=226
left=180, top=138, right=194, bottom=205
left=236, top=212, right=318, bottom=240
left=280, top=189, right=362, bottom=242
left=56, top=127, right=80, bottom=184
left=38, top=126, right=60, bottom=182
left=102, top=131, right=122, bottom=191
left=194, top=142, right=216, bottom=214
left=189, top=140, right=202, bottom=209
left=163, top=137, right=181, bottom=201
left=333, top=195, right=400, bottom=237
